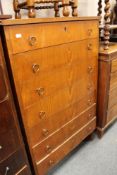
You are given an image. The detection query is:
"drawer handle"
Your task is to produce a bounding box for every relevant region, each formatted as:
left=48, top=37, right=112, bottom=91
left=39, top=111, right=46, bottom=119
left=42, top=129, right=49, bottom=137
left=48, top=160, right=54, bottom=166
left=45, top=145, right=52, bottom=153
left=88, top=66, right=93, bottom=73
left=36, top=87, right=45, bottom=96
left=4, top=167, right=10, bottom=175
left=0, top=145, right=3, bottom=150
left=32, top=64, right=40, bottom=73
left=88, top=29, right=93, bottom=36
left=88, top=43, right=92, bottom=50
left=28, top=36, right=37, bottom=46
left=87, top=99, right=92, bottom=106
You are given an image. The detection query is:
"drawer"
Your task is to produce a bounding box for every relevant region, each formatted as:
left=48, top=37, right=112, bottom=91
left=0, top=130, right=19, bottom=163
left=8, top=21, right=98, bottom=54
left=107, top=104, right=117, bottom=123
left=0, top=65, right=7, bottom=102
left=0, top=148, right=29, bottom=175
left=108, top=86, right=117, bottom=108
left=111, top=59, right=117, bottom=73
left=11, top=39, right=97, bottom=84
left=36, top=118, right=96, bottom=175
left=32, top=105, right=96, bottom=162
left=26, top=93, right=96, bottom=146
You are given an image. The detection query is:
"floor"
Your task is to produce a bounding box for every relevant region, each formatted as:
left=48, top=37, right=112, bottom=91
left=48, top=121, right=117, bottom=175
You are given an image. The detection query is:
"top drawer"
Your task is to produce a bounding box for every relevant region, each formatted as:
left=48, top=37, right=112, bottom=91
left=8, top=21, right=98, bottom=54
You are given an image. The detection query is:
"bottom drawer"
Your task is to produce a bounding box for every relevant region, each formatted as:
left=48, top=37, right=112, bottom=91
left=0, top=147, right=31, bottom=175
left=36, top=117, right=96, bottom=175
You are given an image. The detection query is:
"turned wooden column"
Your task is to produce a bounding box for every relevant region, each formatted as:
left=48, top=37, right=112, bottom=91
left=98, top=0, right=102, bottom=24
left=72, top=0, right=78, bottom=16
left=104, top=0, right=111, bottom=50
left=54, top=2, right=60, bottom=17
left=13, top=0, right=21, bottom=19
left=62, top=0, right=70, bottom=16
left=27, top=0, right=36, bottom=18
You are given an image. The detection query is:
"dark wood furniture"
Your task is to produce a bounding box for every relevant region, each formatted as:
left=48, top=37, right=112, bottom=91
left=13, top=0, right=78, bottom=18
left=0, top=29, right=31, bottom=175
left=97, top=43, right=117, bottom=137
left=97, top=0, right=117, bottom=137
left=0, top=17, right=99, bottom=174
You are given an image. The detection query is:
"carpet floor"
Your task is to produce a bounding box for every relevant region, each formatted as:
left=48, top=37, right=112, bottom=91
left=48, top=121, right=117, bottom=175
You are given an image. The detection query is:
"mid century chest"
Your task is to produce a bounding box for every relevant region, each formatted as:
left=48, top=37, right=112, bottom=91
left=0, top=17, right=99, bottom=174
left=0, top=36, right=31, bottom=174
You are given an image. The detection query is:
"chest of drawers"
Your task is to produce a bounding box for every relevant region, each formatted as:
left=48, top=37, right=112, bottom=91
left=1, top=17, right=99, bottom=174
left=97, top=43, right=117, bottom=137
left=0, top=35, right=31, bottom=175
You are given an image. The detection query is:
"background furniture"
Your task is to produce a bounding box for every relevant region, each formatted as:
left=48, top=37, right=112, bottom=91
left=0, top=17, right=99, bottom=174
left=0, top=35, right=31, bottom=174
left=13, top=0, right=78, bottom=18
left=97, top=0, right=117, bottom=137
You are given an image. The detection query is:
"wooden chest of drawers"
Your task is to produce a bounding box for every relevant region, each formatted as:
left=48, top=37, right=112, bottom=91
left=0, top=35, right=31, bottom=174
left=97, top=43, right=117, bottom=137
left=0, top=17, right=99, bottom=174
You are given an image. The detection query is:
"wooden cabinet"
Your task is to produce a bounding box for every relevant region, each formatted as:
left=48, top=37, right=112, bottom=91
left=97, top=43, right=117, bottom=137
left=0, top=36, right=31, bottom=174
left=0, top=17, right=99, bottom=174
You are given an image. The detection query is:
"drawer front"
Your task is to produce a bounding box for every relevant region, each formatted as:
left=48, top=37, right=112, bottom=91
left=108, top=86, right=117, bottom=109
left=0, top=100, right=20, bottom=162
left=110, top=72, right=117, bottom=90
left=0, top=148, right=29, bottom=175
left=26, top=92, right=96, bottom=146
left=0, top=130, right=19, bottom=163
left=36, top=118, right=96, bottom=175
left=111, top=58, right=117, bottom=73
left=0, top=65, right=7, bottom=102
left=32, top=105, right=96, bottom=162
left=9, top=21, right=98, bottom=54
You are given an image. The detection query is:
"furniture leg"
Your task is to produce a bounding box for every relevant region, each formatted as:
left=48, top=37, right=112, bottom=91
left=62, top=0, right=70, bottom=17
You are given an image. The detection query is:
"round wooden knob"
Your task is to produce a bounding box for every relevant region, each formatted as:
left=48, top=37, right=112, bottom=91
left=88, top=29, right=93, bottom=36
left=45, top=145, right=52, bottom=153
left=87, top=99, right=92, bottom=106
left=48, top=160, right=54, bottom=166
left=36, top=87, right=45, bottom=96
left=39, top=111, right=46, bottom=119
left=28, top=36, right=37, bottom=46
left=87, top=43, right=92, bottom=50
left=88, top=66, right=93, bottom=73
left=32, top=64, right=40, bottom=73
left=42, top=129, right=49, bottom=137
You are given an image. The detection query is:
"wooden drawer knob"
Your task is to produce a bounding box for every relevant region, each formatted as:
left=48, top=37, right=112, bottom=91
left=88, top=66, right=93, bottom=73
left=87, top=99, right=92, bottom=106
left=45, top=145, right=52, bottom=153
left=36, top=87, right=45, bottom=96
left=4, top=166, right=10, bottom=175
left=28, top=36, right=37, bottom=46
left=88, top=43, right=92, bottom=50
left=88, top=29, right=93, bottom=36
left=42, top=129, right=49, bottom=137
left=39, top=111, right=46, bottom=119
left=48, top=160, right=54, bottom=166
left=32, top=64, right=40, bottom=73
